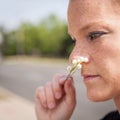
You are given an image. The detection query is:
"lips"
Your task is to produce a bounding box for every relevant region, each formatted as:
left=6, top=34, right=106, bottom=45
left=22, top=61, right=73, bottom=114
left=82, top=74, right=100, bottom=82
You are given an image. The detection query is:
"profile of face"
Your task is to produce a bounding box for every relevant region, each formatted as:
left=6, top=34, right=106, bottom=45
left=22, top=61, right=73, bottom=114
left=68, top=0, right=120, bottom=102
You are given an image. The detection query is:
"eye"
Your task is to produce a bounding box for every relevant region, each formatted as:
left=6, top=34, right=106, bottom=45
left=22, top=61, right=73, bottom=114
left=88, top=31, right=108, bottom=41
left=71, top=37, right=76, bottom=45
left=72, top=39, right=76, bottom=45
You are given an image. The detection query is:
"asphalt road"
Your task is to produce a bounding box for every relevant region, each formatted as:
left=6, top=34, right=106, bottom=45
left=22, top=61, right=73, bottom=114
left=0, top=58, right=116, bottom=120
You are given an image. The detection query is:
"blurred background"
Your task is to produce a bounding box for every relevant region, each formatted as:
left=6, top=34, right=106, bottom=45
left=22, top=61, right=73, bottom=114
left=0, top=0, right=73, bottom=58
left=0, top=0, right=117, bottom=120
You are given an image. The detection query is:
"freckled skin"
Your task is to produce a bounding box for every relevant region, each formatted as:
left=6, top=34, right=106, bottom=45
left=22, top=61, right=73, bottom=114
left=68, top=0, right=120, bottom=102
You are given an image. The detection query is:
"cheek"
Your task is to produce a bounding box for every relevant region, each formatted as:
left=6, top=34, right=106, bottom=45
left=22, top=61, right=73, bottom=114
left=86, top=37, right=120, bottom=100
left=92, top=40, right=120, bottom=74
left=96, top=53, right=120, bottom=84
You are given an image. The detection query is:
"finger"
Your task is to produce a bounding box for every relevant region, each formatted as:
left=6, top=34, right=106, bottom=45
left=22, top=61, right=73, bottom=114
left=58, top=74, right=69, bottom=85
left=64, top=77, right=76, bottom=108
left=52, top=76, right=62, bottom=99
left=45, top=82, right=56, bottom=109
left=35, top=86, right=47, bottom=108
left=35, top=98, right=48, bottom=120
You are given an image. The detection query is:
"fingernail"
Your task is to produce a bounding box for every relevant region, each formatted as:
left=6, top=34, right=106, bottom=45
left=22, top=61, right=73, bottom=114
left=55, top=92, right=62, bottom=99
left=48, top=102, right=56, bottom=109
left=59, top=75, right=68, bottom=83
left=67, top=77, right=72, bottom=81
left=67, top=77, right=74, bottom=86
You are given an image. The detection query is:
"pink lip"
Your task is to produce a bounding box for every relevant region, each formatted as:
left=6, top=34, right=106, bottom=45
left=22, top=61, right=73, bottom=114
left=83, top=75, right=100, bottom=82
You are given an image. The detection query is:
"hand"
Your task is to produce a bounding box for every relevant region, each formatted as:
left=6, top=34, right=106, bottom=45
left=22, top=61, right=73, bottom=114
left=35, top=74, right=76, bottom=120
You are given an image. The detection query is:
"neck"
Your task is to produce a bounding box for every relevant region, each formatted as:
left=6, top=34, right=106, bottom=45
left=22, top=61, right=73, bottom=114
left=114, top=96, right=120, bottom=113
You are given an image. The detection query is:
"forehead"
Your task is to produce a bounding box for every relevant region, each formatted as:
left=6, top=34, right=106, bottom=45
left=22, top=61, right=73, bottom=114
left=68, top=0, right=116, bottom=35
left=68, top=0, right=114, bottom=22
left=69, top=0, right=112, bottom=8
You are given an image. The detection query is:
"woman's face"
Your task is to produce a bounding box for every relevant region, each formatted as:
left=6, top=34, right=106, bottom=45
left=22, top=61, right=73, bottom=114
left=68, top=0, right=120, bottom=102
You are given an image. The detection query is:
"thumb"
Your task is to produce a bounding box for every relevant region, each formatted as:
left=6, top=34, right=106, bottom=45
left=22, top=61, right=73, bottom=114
left=64, top=77, right=76, bottom=107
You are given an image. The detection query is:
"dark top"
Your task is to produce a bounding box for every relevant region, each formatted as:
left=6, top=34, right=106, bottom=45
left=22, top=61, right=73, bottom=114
left=100, top=110, right=120, bottom=120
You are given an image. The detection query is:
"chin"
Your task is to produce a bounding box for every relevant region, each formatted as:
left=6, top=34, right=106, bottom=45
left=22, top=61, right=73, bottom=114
left=87, top=90, right=112, bottom=102
left=88, top=96, right=109, bottom=102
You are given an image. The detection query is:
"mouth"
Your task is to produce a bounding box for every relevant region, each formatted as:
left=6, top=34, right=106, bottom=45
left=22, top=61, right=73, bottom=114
left=82, top=74, right=100, bottom=82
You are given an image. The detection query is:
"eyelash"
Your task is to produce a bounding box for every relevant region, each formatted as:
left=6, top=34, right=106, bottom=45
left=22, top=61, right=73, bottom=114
left=88, top=31, right=108, bottom=41
left=71, top=36, right=76, bottom=45
left=72, top=39, right=76, bottom=45
left=71, top=31, right=108, bottom=45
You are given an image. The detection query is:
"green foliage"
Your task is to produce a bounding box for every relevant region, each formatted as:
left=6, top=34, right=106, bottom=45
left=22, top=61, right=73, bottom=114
left=1, top=14, right=73, bottom=57
left=2, top=31, right=17, bottom=55
left=20, top=23, right=40, bottom=54
left=38, top=15, right=68, bottom=56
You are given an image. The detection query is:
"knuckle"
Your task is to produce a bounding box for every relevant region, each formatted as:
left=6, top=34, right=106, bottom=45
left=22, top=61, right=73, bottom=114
left=53, top=74, right=62, bottom=81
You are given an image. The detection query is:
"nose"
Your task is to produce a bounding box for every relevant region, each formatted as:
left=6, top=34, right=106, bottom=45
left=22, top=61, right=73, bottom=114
left=69, top=45, right=90, bottom=64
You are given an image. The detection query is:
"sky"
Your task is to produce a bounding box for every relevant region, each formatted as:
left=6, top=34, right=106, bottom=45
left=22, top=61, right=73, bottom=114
left=0, top=0, right=69, bottom=30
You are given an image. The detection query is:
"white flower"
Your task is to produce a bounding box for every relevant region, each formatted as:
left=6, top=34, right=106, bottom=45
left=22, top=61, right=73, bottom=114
left=67, top=66, right=72, bottom=71
left=83, top=57, right=89, bottom=62
left=77, top=63, right=82, bottom=69
left=67, top=56, right=89, bottom=77
left=72, top=59, right=77, bottom=65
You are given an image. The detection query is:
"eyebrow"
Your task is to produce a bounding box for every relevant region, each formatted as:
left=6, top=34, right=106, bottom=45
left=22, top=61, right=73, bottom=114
left=68, top=21, right=111, bottom=38
left=80, top=22, right=110, bottom=31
